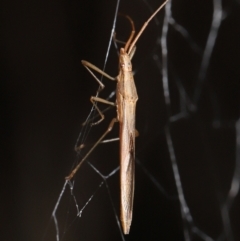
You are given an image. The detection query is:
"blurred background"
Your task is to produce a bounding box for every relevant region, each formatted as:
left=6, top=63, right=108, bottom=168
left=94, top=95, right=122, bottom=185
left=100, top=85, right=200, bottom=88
left=1, top=0, right=240, bottom=240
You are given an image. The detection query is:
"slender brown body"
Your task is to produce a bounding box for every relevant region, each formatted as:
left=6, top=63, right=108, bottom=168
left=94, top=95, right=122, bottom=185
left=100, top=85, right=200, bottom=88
left=65, top=0, right=169, bottom=235
left=116, top=48, right=138, bottom=234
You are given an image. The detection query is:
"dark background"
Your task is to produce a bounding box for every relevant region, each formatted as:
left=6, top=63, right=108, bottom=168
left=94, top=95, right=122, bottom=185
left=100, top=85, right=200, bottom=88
left=1, top=0, right=240, bottom=240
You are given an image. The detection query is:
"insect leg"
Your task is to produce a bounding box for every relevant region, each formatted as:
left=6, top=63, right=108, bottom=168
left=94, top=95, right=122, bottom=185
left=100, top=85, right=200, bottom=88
left=82, top=60, right=116, bottom=91
left=65, top=118, right=118, bottom=180
left=100, top=129, right=139, bottom=144
left=97, top=129, right=138, bottom=145
left=81, top=60, right=117, bottom=125
left=90, top=96, right=115, bottom=125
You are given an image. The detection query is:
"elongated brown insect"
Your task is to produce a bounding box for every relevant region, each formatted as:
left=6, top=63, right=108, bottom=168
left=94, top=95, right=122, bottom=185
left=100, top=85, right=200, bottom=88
left=66, top=0, right=169, bottom=234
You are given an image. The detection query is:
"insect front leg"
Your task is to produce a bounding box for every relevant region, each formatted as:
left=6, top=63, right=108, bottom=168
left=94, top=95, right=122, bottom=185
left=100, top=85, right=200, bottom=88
left=82, top=60, right=116, bottom=90
left=81, top=60, right=117, bottom=125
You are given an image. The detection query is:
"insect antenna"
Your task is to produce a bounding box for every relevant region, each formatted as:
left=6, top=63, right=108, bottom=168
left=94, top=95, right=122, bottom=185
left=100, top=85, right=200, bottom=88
left=115, top=13, right=136, bottom=53
left=128, top=0, right=169, bottom=54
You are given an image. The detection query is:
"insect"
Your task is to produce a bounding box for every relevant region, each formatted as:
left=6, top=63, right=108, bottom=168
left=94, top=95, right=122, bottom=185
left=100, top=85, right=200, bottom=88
left=66, top=0, right=169, bottom=234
